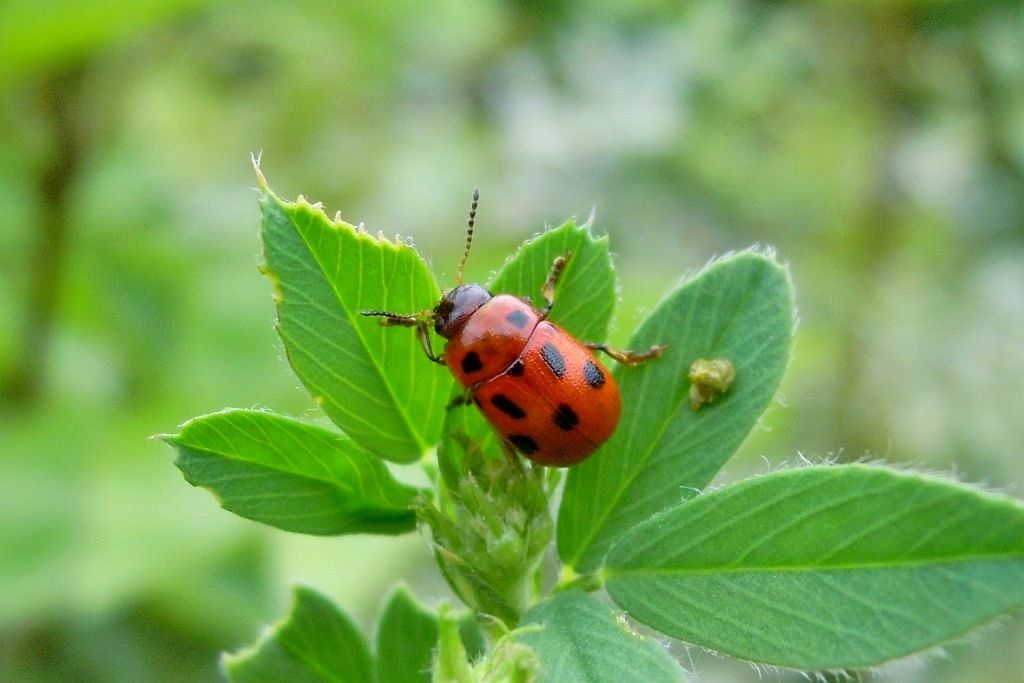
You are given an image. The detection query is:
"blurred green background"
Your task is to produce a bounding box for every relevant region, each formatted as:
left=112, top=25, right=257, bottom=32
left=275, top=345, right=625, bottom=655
left=1, top=1, right=1022, bottom=681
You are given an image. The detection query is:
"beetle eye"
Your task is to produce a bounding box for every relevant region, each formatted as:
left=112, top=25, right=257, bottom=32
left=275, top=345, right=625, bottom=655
left=434, top=298, right=453, bottom=334
left=434, top=284, right=492, bottom=338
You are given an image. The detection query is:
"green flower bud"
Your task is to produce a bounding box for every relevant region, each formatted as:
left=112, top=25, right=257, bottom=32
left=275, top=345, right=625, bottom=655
left=418, top=449, right=553, bottom=627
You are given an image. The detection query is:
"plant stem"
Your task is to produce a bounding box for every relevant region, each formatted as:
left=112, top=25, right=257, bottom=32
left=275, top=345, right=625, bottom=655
left=2, top=66, right=86, bottom=407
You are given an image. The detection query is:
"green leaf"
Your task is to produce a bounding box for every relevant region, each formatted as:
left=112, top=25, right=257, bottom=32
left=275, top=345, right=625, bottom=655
left=458, top=613, right=487, bottom=664
left=439, top=220, right=617, bottom=484
left=489, top=220, right=617, bottom=342
left=376, top=585, right=439, bottom=683
left=605, top=464, right=1024, bottom=670
left=374, top=585, right=486, bottom=683
left=518, top=590, right=688, bottom=683
left=260, top=183, right=451, bottom=463
left=558, top=249, right=794, bottom=572
left=165, top=409, right=420, bottom=536
left=223, top=585, right=375, bottom=683
left=433, top=605, right=475, bottom=683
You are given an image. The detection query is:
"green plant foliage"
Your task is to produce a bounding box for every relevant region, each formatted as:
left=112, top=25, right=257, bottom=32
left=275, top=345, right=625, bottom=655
left=167, top=180, right=1024, bottom=679
left=604, top=464, right=1024, bottom=670
left=558, top=250, right=795, bottom=572
left=434, top=605, right=540, bottom=683
left=419, top=451, right=553, bottom=627
left=489, top=220, right=617, bottom=342
left=165, top=409, right=421, bottom=535
left=439, top=402, right=499, bottom=492
left=518, top=590, right=689, bottom=683
left=259, top=185, right=452, bottom=463
left=439, top=220, right=617, bottom=484
left=8, top=2, right=1024, bottom=681
left=376, top=585, right=441, bottom=683
left=433, top=606, right=477, bottom=683
left=222, top=585, right=374, bottom=683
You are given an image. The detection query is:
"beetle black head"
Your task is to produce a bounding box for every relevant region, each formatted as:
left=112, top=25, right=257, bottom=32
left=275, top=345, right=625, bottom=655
left=434, top=284, right=492, bottom=338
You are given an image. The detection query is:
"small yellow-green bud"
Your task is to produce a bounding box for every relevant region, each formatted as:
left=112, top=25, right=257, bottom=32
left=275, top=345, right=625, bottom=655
left=688, top=357, right=736, bottom=410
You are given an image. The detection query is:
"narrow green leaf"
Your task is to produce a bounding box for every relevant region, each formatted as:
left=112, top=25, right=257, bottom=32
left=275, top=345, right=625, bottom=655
left=166, top=409, right=420, bottom=536
left=376, top=585, right=439, bottom=683
left=223, top=585, right=375, bottom=683
left=433, top=605, right=474, bottom=683
left=558, top=250, right=794, bottom=572
left=458, top=614, right=487, bottom=664
left=518, top=590, right=688, bottom=683
left=260, top=185, right=451, bottom=462
left=440, top=220, right=617, bottom=484
left=605, top=464, right=1024, bottom=670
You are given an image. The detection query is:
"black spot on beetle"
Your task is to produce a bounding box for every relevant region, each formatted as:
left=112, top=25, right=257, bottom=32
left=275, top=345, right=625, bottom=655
left=583, top=360, right=605, bottom=388
left=507, top=359, right=525, bottom=376
left=508, top=434, right=539, bottom=454
left=540, top=343, right=566, bottom=378
left=473, top=395, right=482, bottom=407
left=553, top=403, right=579, bottom=431
left=506, top=309, right=530, bottom=329
left=491, top=394, right=526, bottom=419
left=461, top=351, right=484, bottom=374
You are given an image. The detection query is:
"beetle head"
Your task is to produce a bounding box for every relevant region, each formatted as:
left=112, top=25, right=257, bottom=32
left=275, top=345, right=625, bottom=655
left=434, top=284, right=492, bottom=338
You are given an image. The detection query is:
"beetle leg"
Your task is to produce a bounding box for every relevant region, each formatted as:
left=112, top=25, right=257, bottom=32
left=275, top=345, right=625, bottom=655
left=446, top=389, right=473, bottom=410
left=584, top=342, right=669, bottom=366
left=540, top=251, right=572, bottom=317
left=415, top=320, right=445, bottom=365
left=361, top=309, right=445, bottom=365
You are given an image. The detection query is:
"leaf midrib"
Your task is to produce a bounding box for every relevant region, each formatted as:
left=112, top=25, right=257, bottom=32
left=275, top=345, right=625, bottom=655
left=567, top=259, right=771, bottom=568
left=280, top=627, right=350, bottom=683
left=607, top=551, right=1024, bottom=577
left=172, top=438, right=392, bottom=501
left=284, top=203, right=430, bottom=454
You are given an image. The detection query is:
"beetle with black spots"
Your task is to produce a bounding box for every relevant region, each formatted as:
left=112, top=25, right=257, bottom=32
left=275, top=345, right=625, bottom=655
left=362, top=190, right=666, bottom=467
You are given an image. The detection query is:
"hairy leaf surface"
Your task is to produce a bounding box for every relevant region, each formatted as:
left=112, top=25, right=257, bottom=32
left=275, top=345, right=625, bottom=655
left=375, top=585, right=484, bottom=683
left=519, top=590, right=688, bottom=682
left=223, top=585, right=374, bottom=682
left=605, top=465, right=1024, bottom=669
left=559, top=250, right=794, bottom=571
left=376, top=585, right=439, bottom=683
left=167, top=409, right=419, bottom=535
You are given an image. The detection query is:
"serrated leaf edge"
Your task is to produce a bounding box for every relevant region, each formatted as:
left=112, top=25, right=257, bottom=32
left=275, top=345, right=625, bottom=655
left=257, top=176, right=445, bottom=458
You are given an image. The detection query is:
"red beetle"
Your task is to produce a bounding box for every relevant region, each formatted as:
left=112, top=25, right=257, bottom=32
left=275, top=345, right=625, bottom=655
left=363, top=190, right=665, bottom=467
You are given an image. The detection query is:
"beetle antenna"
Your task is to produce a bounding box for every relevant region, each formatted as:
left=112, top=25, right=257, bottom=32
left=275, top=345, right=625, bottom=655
left=456, top=188, right=479, bottom=285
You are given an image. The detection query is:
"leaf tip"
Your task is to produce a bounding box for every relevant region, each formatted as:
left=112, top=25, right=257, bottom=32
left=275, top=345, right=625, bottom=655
left=380, top=580, right=416, bottom=608
left=150, top=432, right=176, bottom=444
left=290, top=582, right=319, bottom=603
left=250, top=150, right=270, bottom=193
left=217, top=650, right=238, bottom=677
